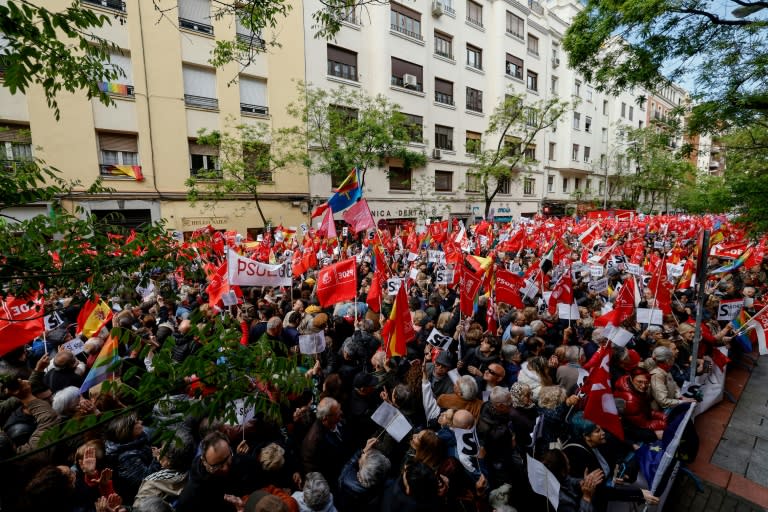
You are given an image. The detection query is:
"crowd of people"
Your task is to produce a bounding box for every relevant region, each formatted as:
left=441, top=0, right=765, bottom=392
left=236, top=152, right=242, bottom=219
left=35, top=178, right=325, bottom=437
left=0, top=216, right=766, bottom=512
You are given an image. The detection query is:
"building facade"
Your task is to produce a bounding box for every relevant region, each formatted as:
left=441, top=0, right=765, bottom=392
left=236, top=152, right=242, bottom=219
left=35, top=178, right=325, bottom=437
left=0, top=0, right=309, bottom=237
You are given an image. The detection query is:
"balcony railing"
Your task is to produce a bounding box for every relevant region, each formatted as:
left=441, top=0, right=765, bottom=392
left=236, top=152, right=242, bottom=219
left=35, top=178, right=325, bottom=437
left=236, top=33, right=266, bottom=50
left=0, top=159, right=34, bottom=172
left=190, top=168, right=223, bottom=179
left=82, top=0, right=126, bottom=12
left=185, top=95, right=219, bottom=110
left=179, top=18, right=214, bottom=35
left=99, top=164, right=141, bottom=178
left=391, top=76, right=423, bottom=91
left=435, top=92, right=454, bottom=105
left=442, top=3, right=455, bottom=15
left=466, top=16, right=483, bottom=27
left=240, top=103, right=269, bottom=116
left=528, top=0, right=544, bottom=14
left=434, top=49, right=453, bottom=60
left=390, top=24, right=423, bottom=40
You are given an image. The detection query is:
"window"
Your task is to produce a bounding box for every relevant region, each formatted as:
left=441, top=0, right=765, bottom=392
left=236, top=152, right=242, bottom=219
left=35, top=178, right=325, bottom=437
left=586, top=87, right=593, bottom=102
left=584, top=146, right=591, bottom=163
left=466, top=0, right=483, bottom=26
left=629, top=106, right=634, bottom=121
left=389, top=166, right=412, bottom=190
left=639, top=120, right=644, bottom=129
left=526, top=70, right=538, bottom=91
left=329, top=105, right=358, bottom=132
left=466, top=172, right=481, bottom=192
left=598, top=180, right=604, bottom=195
left=524, top=145, right=536, bottom=161
left=434, top=32, right=453, bottom=59
left=466, top=87, right=483, bottom=113
left=466, top=131, right=481, bottom=154
left=466, top=44, right=482, bottom=70
left=391, top=57, right=423, bottom=91
left=601, top=128, right=608, bottom=143
left=602, top=100, right=608, bottom=115
left=600, top=154, right=606, bottom=169
left=0, top=124, right=33, bottom=165
left=572, top=112, right=581, bottom=130
left=547, top=175, right=554, bottom=192
left=403, top=113, right=423, bottom=143
left=98, top=132, right=139, bottom=177
left=182, top=65, right=218, bottom=109
left=435, top=78, right=454, bottom=105
left=243, top=142, right=272, bottom=182
left=189, top=138, right=220, bottom=178
left=551, top=76, right=558, bottom=94
left=574, top=178, right=581, bottom=190
left=621, top=102, right=626, bottom=118
left=178, top=0, right=213, bottom=34
left=571, top=144, right=579, bottom=161
left=585, top=116, right=592, bottom=132
left=573, top=80, right=581, bottom=97
left=524, top=178, right=534, bottom=196
left=82, top=0, right=126, bottom=12
left=562, top=177, right=568, bottom=193
left=527, top=34, right=539, bottom=56
left=503, top=136, right=521, bottom=158
left=548, top=142, right=556, bottom=161
left=435, top=170, right=453, bottom=192
left=505, top=54, right=523, bottom=80
left=497, top=177, right=510, bottom=194
left=239, top=76, right=268, bottom=115
left=327, top=45, right=358, bottom=81
left=586, top=179, right=592, bottom=192
left=236, top=15, right=266, bottom=48
left=390, top=2, right=422, bottom=40
left=98, top=51, right=134, bottom=97
left=506, top=12, right=524, bottom=38
left=435, top=125, right=453, bottom=150
left=525, top=108, right=537, bottom=127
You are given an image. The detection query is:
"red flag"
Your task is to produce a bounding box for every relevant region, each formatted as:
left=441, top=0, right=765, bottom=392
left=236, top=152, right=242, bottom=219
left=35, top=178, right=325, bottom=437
left=206, top=263, right=228, bottom=307
left=486, top=296, right=498, bottom=335
left=677, top=258, right=696, bottom=289
left=747, top=305, right=768, bottom=355
left=342, top=199, right=376, bottom=234
left=382, top=283, right=415, bottom=358
left=578, top=222, right=603, bottom=248
left=583, top=351, right=624, bottom=440
left=428, top=220, right=448, bottom=244
left=318, top=208, right=337, bottom=239
left=311, top=202, right=330, bottom=219
left=548, top=271, right=574, bottom=315
left=366, top=269, right=385, bottom=313
left=595, top=276, right=637, bottom=327
left=648, top=263, right=672, bottom=315
left=460, top=266, right=484, bottom=317
left=495, top=269, right=525, bottom=309
left=316, top=258, right=358, bottom=307
left=0, top=295, right=45, bottom=356
left=292, top=252, right=307, bottom=277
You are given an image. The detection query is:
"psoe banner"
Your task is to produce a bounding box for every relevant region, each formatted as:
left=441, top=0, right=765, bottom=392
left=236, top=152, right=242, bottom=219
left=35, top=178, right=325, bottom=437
left=227, top=250, right=291, bottom=287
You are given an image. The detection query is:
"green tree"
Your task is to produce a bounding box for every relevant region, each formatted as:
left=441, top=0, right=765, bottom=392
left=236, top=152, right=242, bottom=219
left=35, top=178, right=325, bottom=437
left=467, top=92, right=569, bottom=218
left=185, top=120, right=301, bottom=228
left=562, top=0, right=768, bottom=131
left=285, top=82, right=426, bottom=187
left=675, top=173, right=733, bottom=214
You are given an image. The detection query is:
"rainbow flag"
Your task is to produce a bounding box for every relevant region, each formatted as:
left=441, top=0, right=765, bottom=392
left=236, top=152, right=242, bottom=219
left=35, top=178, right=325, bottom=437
left=731, top=309, right=756, bottom=353
left=98, top=81, right=131, bottom=96
left=709, top=244, right=753, bottom=274
left=105, top=164, right=144, bottom=181
left=79, top=334, right=120, bottom=394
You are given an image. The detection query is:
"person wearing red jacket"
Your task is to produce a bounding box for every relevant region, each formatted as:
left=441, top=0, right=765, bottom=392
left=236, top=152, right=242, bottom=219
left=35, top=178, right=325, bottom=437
left=614, top=368, right=666, bottom=444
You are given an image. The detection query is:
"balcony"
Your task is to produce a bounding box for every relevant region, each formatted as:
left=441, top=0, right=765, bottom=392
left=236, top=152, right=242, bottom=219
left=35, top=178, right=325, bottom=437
left=435, top=92, right=454, bottom=106
left=0, top=159, right=33, bottom=172
left=528, top=0, right=544, bottom=14
left=435, top=49, right=454, bottom=60
left=82, top=0, right=126, bottom=12
left=179, top=18, right=214, bottom=35
left=442, top=3, right=455, bottom=15
left=185, top=95, right=219, bottom=110
left=391, top=76, right=423, bottom=91
left=466, top=16, right=483, bottom=28
left=390, top=24, right=423, bottom=41
left=240, top=103, right=269, bottom=116
left=236, top=33, right=266, bottom=50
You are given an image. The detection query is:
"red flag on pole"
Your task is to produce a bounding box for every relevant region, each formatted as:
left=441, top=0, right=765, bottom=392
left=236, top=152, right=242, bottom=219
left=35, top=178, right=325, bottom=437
left=460, top=266, right=484, bottom=317
left=595, top=276, right=637, bottom=327
left=381, top=283, right=415, bottom=358
left=318, top=208, right=337, bottom=239
left=316, top=258, right=357, bottom=307
left=0, top=294, right=45, bottom=357
left=495, top=269, right=525, bottom=309
left=366, top=269, right=385, bottom=313
left=583, top=351, right=625, bottom=440
left=548, top=271, right=574, bottom=315
left=342, top=199, right=376, bottom=234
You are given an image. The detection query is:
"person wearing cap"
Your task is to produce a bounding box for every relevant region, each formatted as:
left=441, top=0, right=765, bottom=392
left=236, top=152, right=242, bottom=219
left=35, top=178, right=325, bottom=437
left=425, top=350, right=455, bottom=399
left=342, top=372, right=380, bottom=449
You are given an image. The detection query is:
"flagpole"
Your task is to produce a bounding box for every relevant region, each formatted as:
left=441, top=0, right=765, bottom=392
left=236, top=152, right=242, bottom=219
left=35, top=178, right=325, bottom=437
left=690, top=230, right=710, bottom=383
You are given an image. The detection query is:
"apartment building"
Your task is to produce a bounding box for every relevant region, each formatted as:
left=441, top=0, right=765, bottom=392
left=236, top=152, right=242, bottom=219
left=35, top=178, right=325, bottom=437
left=304, top=0, right=680, bottom=226
left=0, top=0, right=309, bottom=237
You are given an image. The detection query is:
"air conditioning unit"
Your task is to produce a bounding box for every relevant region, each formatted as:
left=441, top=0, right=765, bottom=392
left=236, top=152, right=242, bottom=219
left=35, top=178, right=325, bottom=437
left=432, top=148, right=442, bottom=159
left=553, top=57, right=560, bottom=67
left=432, top=1, right=443, bottom=16
left=403, top=74, right=418, bottom=89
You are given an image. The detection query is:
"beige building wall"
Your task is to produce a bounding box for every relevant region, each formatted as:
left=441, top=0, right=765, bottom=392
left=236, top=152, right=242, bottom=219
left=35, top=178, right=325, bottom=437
left=0, top=0, right=309, bottom=236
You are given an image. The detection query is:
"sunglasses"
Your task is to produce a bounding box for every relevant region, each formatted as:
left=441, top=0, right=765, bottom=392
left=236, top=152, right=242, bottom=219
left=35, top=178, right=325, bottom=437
left=485, top=368, right=501, bottom=377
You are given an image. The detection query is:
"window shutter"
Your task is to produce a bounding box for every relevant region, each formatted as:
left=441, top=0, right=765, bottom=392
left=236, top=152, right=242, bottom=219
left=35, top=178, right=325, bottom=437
left=239, top=76, right=267, bottom=106
left=435, top=78, right=453, bottom=95
left=391, top=2, right=421, bottom=20
left=109, top=51, right=133, bottom=84
left=0, top=124, right=32, bottom=143
left=189, top=141, right=218, bottom=156
left=182, top=66, right=217, bottom=98
left=391, top=57, right=423, bottom=82
left=506, top=53, right=523, bottom=68
left=327, top=45, right=357, bottom=66
left=98, top=132, right=138, bottom=152
left=178, top=0, right=211, bottom=23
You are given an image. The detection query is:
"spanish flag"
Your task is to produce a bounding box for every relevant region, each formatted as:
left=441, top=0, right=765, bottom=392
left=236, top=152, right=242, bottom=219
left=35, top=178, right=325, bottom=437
left=381, top=283, right=415, bottom=358
left=104, top=164, right=144, bottom=181
left=76, top=297, right=114, bottom=338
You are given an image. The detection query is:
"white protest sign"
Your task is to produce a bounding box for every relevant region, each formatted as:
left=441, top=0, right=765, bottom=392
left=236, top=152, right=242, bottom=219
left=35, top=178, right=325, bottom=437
left=604, top=325, right=634, bottom=347
left=227, top=398, right=256, bottom=426
left=636, top=308, right=664, bottom=325
left=590, top=265, right=604, bottom=278
left=221, top=291, right=239, bottom=307
left=299, top=332, right=326, bottom=354
left=666, top=263, right=684, bottom=278
left=407, top=252, right=418, bottom=262
left=654, top=240, right=665, bottom=249
left=427, top=250, right=446, bottom=264
left=60, top=338, right=85, bottom=355
left=136, top=281, right=155, bottom=301
left=453, top=427, right=481, bottom=474
left=386, top=278, right=404, bottom=295
left=522, top=280, right=539, bottom=299
left=227, top=250, right=292, bottom=287
left=342, top=226, right=348, bottom=237
left=426, top=328, right=454, bottom=349
left=527, top=455, right=560, bottom=510
left=44, top=311, right=64, bottom=331
left=448, top=368, right=460, bottom=384
left=626, top=263, right=643, bottom=276
left=371, top=401, right=412, bottom=442
left=435, top=265, right=453, bottom=285
left=557, top=303, right=580, bottom=320
left=588, top=278, right=609, bottom=294
left=717, top=299, right=744, bottom=321
left=409, top=267, right=419, bottom=280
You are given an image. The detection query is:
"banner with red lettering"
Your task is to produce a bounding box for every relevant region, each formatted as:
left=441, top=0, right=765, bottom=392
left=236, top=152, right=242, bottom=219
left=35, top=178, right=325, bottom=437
left=495, top=269, right=525, bottom=309
left=0, top=294, right=45, bottom=356
left=227, top=250, right=292, bottom=287
left=316, top=257, right=358, bottom=307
